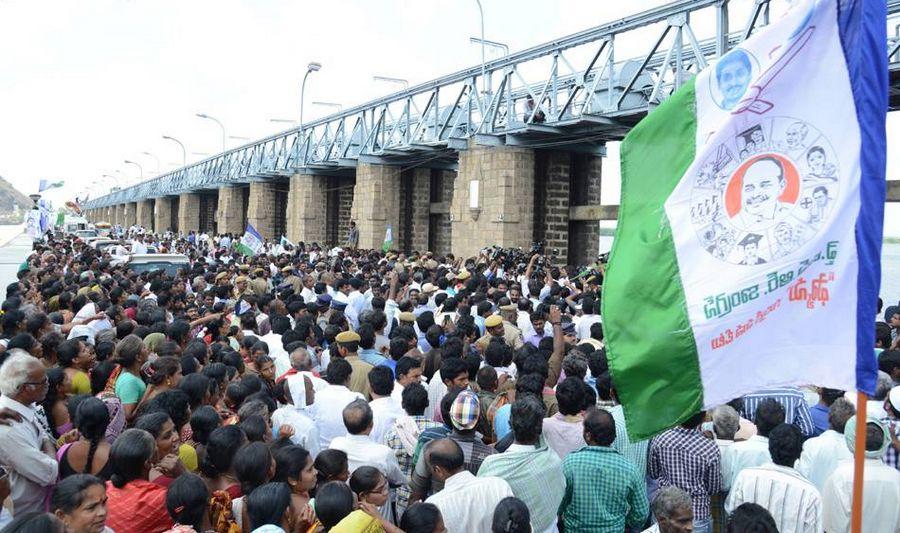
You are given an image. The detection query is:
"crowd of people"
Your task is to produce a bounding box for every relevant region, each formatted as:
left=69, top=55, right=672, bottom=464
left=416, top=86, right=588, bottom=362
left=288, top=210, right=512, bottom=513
left=0, top=224, right=898, bottom=533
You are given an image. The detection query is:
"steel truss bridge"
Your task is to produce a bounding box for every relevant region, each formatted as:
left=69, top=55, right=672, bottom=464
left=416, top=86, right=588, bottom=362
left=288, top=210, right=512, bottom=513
left=86, top=0, right=900, bottom=209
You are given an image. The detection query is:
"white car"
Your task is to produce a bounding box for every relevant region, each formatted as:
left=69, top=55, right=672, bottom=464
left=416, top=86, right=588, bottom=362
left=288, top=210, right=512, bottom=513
left=123, top=254, right=190, bottom=276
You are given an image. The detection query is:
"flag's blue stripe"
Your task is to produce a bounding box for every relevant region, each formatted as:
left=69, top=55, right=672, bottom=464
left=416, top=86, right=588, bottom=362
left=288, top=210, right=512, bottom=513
left=246, top=223, right=262, bottom=240
left=837, top=0, right=887, bottom=395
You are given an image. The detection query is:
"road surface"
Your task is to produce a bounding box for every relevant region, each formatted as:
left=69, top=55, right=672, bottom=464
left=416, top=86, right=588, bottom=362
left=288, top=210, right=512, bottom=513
left=0, top=226, right=32, bottom=288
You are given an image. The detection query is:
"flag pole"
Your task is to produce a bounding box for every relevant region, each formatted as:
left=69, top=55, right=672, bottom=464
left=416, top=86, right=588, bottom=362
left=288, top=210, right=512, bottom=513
left=849, top=390, right=868, bottom=533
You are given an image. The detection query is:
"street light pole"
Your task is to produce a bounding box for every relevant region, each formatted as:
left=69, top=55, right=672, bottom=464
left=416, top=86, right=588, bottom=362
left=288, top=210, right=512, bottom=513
left=124, top=160, right=144, bottom=180
left=196, top=113, right=227, bottom=152
left=474, top=0, right=487, bottom=97
left=162, top=136, right=187, bottom=167
left=312, top=101, right=343, bottom=112
left=372, top=76, right=409, bottom=90
left=469, top=36, right=508, bottom=56
left=299, top=62, right=322, bottom=132
left=102, top=174, right=122, bottom=187
left=141, top=152, right=161, bottom=174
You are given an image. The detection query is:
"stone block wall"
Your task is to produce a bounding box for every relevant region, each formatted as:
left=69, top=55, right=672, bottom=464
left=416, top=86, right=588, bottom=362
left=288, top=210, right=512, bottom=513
left=398, top=168, right=431, bottom=253
left=534, top=151, right=572, bottom=265
left=451, top=140, right=535, bottom=259
left=350, top=164, right=401, bottom=250
left=216, top=186, right=246, bottom=237
left=177, top=193, right=201, bottom=235
left=136, top=200, right=153, bottom=231
left=198, top=194, right=218, bottom=234
left=154, top=197, right=174, bottom=233
left=568, top=154, right=603, bottom=266
left=286, top=173, right=327, bottom=245
left=122, top=203, right=137, bottom=227
left=325, top=176, right=355, bottom=246
left=428, top=169, right=455, bottom=256
left=247, top=181, right=286, bottom=241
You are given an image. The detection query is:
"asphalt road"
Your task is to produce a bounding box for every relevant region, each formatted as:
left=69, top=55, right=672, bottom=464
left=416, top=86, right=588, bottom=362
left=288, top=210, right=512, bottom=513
left=0, top=232, right=33, bottom=288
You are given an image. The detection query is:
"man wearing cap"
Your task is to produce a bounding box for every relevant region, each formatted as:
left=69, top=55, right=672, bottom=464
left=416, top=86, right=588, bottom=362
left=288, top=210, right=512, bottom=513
left=233, top=276, right=250, bottom=300
left=822, top=416, right=900, bottom=532
left=475, top=314, right=523, bottom=352
left=421, top=283, right=438, bottom=309
left=250, top=268, right=269, bottom=297
left=883, top=386, right=900, bottom=470
left=335, top=330, right=374, bottom=398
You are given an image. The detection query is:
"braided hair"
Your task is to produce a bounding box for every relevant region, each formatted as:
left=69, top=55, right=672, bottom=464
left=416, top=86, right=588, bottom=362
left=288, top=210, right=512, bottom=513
left=73, top=397, right=110, bottom=475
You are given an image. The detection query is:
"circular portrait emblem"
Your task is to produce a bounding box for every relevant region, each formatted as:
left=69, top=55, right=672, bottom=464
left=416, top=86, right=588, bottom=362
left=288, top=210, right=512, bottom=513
left=710, top=48, right=759, bottom=111
left=690, top=117, right=839, bottom=266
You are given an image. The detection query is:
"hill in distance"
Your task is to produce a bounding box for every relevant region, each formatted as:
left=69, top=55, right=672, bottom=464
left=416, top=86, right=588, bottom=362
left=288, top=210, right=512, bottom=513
left=0, top=176, right=33, bottom=223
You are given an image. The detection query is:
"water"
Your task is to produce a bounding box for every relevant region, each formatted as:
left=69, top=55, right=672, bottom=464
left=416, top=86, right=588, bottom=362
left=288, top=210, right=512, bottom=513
left=599, top=235, right=900, bottom=314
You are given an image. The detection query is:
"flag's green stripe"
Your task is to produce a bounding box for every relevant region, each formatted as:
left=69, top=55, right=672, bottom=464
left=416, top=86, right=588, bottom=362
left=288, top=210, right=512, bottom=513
left=602, top=78, right=703, bottom=441
left=235, top=243, right=254, bottom=256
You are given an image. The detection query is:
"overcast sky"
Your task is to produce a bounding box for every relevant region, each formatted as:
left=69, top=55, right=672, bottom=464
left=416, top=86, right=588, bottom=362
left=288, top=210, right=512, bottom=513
left=1, top=0, right=897, bottom=225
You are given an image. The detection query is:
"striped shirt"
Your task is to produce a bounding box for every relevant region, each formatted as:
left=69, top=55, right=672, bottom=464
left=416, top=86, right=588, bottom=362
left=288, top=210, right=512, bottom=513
left=740, top=387, right=815, bottom=436
left=649, top=427, right=721, bottom=520
left=385, top=416, right=442, bottom=512
left=607, top=404, right=649, bottom=477
left=725, top=463, right=823, bottom=533
left=477, top=443, right=565, bottom=533
left=882, top=417, right=899, bottom=471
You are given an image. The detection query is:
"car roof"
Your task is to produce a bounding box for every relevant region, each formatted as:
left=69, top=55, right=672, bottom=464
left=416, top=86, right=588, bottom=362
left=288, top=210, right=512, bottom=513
left=128, top=254, right=189, bottom=262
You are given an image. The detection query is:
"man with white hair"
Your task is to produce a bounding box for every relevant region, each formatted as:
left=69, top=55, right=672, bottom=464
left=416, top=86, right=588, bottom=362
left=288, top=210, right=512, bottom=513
left=0, top=354, right=60, bottom=515
left=644, top=486, right=694, bottom=533
left=797, top=397, right=855, bottom=491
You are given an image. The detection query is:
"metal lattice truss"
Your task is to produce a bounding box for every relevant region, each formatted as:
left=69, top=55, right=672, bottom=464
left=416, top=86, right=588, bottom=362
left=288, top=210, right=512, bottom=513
left=87, top=0, right=900, bottom=209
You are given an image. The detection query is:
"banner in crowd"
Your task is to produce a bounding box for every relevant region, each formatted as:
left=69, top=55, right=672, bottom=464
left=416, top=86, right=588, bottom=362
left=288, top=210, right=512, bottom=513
left=25, top=209, right=42, bottom=240
left=235, top=224, right=263, bottom=256
left=603, top=0, right=886, bottom=439
left=382, top=224, right=393, bottom=252
left=38, top=179, right=64, bottom=192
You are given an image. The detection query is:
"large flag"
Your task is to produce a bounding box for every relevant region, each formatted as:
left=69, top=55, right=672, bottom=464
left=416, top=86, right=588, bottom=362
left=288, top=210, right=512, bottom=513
left=603, top=0, right=886, bottom=439
left=382, top=224, right=393, bottom=253
left=235, top=224, right=264, bottom=256
left=38, top=179, right=64, bottom=192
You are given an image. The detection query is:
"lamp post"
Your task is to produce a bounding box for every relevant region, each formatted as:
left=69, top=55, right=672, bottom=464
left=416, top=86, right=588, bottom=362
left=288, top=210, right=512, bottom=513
left=124, top=160, right=144, bottom=180
left=162, top=136, right=187, bottom=167
left=469, top=36, right=508, bottom=56
left=101, top=174, right=119, bottom=185
left=372, top=76, right=409, bottom=90
left=196, top=113, right=227, bottom=152
left=141, top=152, right=161, bottom=175
left=312, top=101, right=343, bottom=113
left=474, top=0, right=487, bottom=97
left=299, top=62, right=322, bottom=131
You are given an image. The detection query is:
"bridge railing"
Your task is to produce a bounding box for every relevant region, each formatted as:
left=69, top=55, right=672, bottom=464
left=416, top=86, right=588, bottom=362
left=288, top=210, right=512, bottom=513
left=86, top=0, right=900, bottom=209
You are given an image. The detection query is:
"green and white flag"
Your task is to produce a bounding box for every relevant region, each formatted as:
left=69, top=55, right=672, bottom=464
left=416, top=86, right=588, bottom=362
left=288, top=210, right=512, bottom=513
left=382, top=224, right=393, bottom=253
left=235, top=224, right=263, bottom=256
left=603, top=0, right=885, bottom=439
left=280, top=235, right=295, bottom=248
